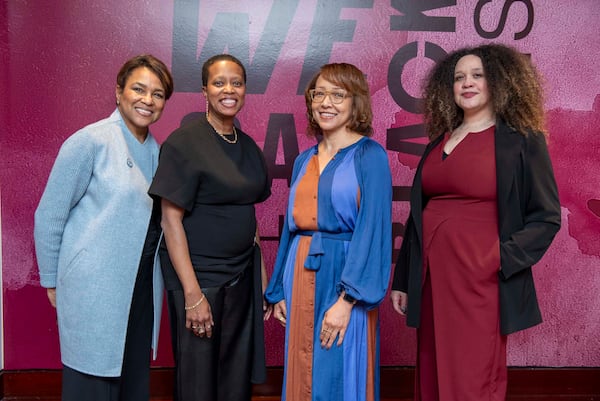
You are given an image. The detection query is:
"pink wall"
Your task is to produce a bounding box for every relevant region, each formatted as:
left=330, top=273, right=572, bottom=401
left=2, top=0, right=599, bottom=370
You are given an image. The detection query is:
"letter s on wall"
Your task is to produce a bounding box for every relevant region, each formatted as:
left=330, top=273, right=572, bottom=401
left=474, top=0, right=534, bottom=40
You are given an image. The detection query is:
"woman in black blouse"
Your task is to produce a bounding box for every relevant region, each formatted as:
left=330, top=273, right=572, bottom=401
left=149, top=54, right=271, bottom=401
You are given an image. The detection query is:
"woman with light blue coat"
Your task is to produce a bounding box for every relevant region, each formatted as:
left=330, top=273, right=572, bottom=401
left=34, top=55, right=173, bottom=401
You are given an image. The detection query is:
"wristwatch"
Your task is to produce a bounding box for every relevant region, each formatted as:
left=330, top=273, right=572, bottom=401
left=342, top=292, right=357, bottom=305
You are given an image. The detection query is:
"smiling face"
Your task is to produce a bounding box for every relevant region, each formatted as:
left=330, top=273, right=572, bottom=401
left=116, top=66, right=166, bottom=140
left=311, top=76, right=353, bottom=135
left=453, top=54, right=493, bottom=118
left=203, top=60, right=246, bottom=122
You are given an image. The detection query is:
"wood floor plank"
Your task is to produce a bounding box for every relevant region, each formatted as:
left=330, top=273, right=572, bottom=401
left=2, top=367, right=599, bottom=400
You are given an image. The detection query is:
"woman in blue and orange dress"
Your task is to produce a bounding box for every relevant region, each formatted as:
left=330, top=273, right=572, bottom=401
left=391, top=44, right=561, bottom=401
left=265, top=63, right=393, bottom=401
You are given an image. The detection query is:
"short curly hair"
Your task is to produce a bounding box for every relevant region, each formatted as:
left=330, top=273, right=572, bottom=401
left=304, top=63, right=373, bottom=137
left=423, top=43, right=546, bottom=141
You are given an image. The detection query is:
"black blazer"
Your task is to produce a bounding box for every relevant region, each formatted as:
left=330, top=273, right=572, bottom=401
left=392, top=120, right=561, bottom=335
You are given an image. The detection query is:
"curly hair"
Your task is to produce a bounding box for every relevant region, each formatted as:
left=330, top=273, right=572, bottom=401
left=304, top=63, right=373, bottom=137
left=423, top=43, right=546, bottom=141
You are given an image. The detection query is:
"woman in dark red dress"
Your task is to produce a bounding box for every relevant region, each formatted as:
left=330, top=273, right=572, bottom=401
left=390, top=44, right=561, bottom=400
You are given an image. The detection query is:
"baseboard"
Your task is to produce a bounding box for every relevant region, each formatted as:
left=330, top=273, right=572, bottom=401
left=1, top=367, right=599, bottom=399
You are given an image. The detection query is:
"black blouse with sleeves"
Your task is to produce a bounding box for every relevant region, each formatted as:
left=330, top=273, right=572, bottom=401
left=149, top=117, right=271, bottom=289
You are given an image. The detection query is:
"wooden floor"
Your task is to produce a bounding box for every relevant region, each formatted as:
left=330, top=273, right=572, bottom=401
left=1, top=392, right=598, bottom=400
left=3, top=392, right=598, bottom=399
left=0, top=394, right=411, bottom=400
left=2, top=367, right=599, bottom=400
left=2, top=395, right=598, bottom=400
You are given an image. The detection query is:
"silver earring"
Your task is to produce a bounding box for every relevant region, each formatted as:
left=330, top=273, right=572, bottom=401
left=205, top=99, right=210, bottom=120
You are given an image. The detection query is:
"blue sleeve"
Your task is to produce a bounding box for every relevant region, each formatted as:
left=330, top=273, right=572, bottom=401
left=34, top=131, right=95, bottom=288
left=337, top=140, right=393, bottom=309
left=264, top=216, right=292, bottom=304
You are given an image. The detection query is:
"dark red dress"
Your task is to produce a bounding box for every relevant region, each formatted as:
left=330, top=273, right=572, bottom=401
left=417, top=126, right=507, bottom=401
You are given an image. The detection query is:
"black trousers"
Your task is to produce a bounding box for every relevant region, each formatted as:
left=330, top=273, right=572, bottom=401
left=62, top=218, right=158, bottom=401
left=167, top=266, right=254, bottom=401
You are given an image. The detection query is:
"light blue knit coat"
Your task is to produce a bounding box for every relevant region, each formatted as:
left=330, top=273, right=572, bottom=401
left=34, top=109, right=163, bottom=377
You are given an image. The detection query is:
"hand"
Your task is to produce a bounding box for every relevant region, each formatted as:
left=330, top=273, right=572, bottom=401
left=186, top=294, right=214, bottom=338
left=390, top=290, right=407, bottom=315
left=46, top=288, right=57, bottom=308
left=273, top=301, right=287, bottom=327
left=263, top=301, right=273, bottom=321
left=261, top=265, right=273, bottom=320
left=320, top=297, right=353, bottom=349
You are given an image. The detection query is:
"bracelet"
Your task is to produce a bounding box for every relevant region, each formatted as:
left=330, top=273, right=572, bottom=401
left=184, top=294, right=205, bottom=311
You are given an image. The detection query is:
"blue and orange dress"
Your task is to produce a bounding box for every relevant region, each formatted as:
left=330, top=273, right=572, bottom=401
left=266, top=136, right=392, bottom=401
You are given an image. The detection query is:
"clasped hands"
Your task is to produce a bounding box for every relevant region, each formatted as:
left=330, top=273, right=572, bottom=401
left=272, top=297, right=353, bottom=349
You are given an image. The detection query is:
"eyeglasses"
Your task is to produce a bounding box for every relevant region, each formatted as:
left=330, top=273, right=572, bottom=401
left=309, top=89, right=351, bottom=104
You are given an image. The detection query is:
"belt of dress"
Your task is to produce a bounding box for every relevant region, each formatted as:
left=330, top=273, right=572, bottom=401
left=295, top=230, right=352, bottom=270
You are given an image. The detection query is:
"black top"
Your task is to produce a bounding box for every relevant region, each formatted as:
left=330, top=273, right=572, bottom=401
left=149, top=117, right=271, bottom=289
